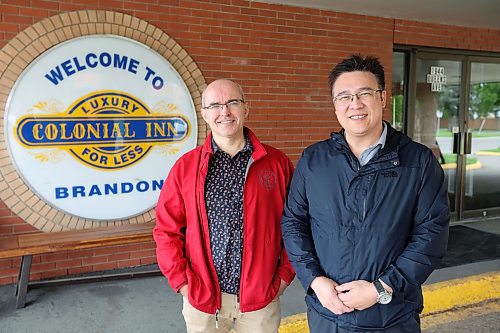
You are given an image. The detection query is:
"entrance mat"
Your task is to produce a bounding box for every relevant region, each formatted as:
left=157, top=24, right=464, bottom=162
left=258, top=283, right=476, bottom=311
left=438, top=225, right=500, bottom=268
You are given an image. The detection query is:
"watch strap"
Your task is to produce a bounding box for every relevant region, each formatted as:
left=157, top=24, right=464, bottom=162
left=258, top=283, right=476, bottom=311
left=373, top=279, right=386, bottom=294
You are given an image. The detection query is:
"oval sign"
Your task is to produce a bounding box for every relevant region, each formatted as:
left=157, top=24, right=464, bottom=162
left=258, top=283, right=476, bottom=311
left=5, top=35, right=197, bottom=220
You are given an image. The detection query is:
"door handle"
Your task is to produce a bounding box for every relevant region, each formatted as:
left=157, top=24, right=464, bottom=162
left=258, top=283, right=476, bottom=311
left=453, top=132, right=461, bottom=154
left=452, top=132, right=472, bottom=155
left=464, top=132, right=472, bottom=154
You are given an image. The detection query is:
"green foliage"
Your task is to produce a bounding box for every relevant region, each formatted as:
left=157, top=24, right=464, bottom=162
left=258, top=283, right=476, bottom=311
left=392, top=95, right=404, bottom=130
left=436, top=82, right=499, bottom=120
left=443, top=153, right=478, bottom=165
left=436, top=129, right=500, bottom=138
left=438, top=85, right=460, bottom=119
left=469, top=82, right=500, bottom=118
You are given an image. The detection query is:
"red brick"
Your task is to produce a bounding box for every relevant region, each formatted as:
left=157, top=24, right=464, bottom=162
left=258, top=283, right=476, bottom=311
left=116, top=259, right=141, bottom=268
left=18, top=7, right=49, bottom=17
left=81, top=256, right=107, bottom=266
left=122, top=244, right=142, bottom=252
left=31, top=256, right=42, bottom=264
left=31, top=0, right=60, bottom=10
left=29, top=272, right=42, bottom=281
left=55, top=258, right=82, bottom=269
left=40, top=252, right=68, bottom=262
left=68, top=249, right=94, bottom=259
left=93, top=262, right=118, bottom=271
left=68, top=265, right=93, bottom=276
left=0, top=258, right=15, bottom=268
left=0, top=267, right=20, bottom=277
left=130, top=249, right=155, bottom=259
left=57, top=3, right=86, bottom=11
left=41, top=269, right=67, bottom=279
left=0, top=276, right=15, bottom=285
left=0, top=5, right=20, bottom=15
left=31, top=262, right=56, bottom=273
left=0, top=209, right=13, bottom=217
left=107, top=253, right=130, bottom=261
left=13, top=224, right=38, bottom=234
left=71, top=0, right=99, bottom=6
left=99, top=0, right=123, bottom=9
left=140, top=241, right=156, bottom=250
left=140, top=257, right=157, bottom=265
left=93, top=246, right=121, bottom=256
left=3, top=14, right=33, bottom=25
left=0, top=217, right=25, bottom=225
left=2, top=0, right=30, bottom=5
left=0, top=226, right=13, bottom=235
left=0, top=23, right=21, bottom=33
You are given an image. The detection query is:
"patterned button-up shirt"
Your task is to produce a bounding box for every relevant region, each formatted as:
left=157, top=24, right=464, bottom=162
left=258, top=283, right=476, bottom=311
left=205, top=132, right=252, bottom=295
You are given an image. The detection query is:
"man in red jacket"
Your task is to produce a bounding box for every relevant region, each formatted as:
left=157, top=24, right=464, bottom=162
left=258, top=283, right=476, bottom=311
left=154, top=79, right=295, bottom=333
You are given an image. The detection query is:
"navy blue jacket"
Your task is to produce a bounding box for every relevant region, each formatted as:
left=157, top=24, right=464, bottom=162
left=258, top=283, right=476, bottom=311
left=281, top=123, right=450, bottom=331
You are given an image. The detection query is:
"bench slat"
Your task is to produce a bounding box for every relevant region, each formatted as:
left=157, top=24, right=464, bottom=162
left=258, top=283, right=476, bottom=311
left=0, top=222, right=154, bottom=259
left=0, top=236, right=21, bottom=259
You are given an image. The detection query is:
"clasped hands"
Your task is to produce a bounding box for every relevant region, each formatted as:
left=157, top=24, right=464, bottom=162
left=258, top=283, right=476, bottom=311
left=310, top=276, right=381, bottom=315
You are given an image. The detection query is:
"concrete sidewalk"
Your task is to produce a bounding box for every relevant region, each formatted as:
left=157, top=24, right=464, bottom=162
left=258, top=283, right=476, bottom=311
left=0, top=219, right=499, bottom=333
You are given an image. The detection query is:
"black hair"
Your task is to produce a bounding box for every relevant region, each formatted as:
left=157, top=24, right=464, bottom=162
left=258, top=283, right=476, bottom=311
left=328, top=54, right=385, bottom=95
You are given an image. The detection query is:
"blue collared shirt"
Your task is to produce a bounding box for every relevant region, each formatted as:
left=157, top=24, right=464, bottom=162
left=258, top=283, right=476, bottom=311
left=359, top=122, right=387, bottom=166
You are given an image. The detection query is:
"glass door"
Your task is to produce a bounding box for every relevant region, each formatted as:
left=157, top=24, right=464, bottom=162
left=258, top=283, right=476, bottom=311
left=465, top=60, right=500, bottom=218
left=405, top=52, right=500, bottom=220
left=410, top=54, right=463, bottom=219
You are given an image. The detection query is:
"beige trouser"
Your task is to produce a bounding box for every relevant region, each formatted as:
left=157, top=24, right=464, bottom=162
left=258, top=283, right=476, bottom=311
left=182, top=293, right=281, bottom=333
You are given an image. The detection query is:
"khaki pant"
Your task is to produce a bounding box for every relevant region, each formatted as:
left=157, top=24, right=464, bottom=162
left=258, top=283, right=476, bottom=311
left=182, top=293, right=281, bottom=333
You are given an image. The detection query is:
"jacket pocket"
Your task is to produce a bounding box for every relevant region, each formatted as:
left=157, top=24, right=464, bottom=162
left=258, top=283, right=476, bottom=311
left=311, top=218, right=338, bottom=238
left=186, top=265, right=208, bottom=306
left=354, top=305, right=385, bottom=329
left=354, top=295, right=408, bottom=329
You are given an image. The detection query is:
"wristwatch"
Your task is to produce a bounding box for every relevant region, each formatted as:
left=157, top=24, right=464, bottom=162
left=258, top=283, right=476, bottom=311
left=373, top=279, right=392, bottom=304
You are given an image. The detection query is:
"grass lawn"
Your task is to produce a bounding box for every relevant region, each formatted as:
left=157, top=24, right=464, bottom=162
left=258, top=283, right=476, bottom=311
left=443, top=153, right=478, bottom=165
left=437, top=129, right=500, bottom=138
left=481, top=147, right=500, bottom=153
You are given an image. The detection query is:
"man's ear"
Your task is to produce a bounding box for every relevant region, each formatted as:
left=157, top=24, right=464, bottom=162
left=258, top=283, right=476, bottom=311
left=244, top=104, right=249, bottom=118
left=381, top=90, right=387, bottom=108
left=201, top=108, right=208, bottom=123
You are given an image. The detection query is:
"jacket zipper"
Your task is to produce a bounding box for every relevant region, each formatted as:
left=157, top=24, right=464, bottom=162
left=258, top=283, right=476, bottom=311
left=363, top=197, right=366, bottom=221
left=199, top=151, right=222, bottom=326
left=238, top=157, right=254, bottom=312
left=215, top=309, right=219, bottom=329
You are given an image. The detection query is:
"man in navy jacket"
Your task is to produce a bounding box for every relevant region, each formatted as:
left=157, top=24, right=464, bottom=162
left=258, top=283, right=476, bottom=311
left=281, top=54, right=450, bottom=332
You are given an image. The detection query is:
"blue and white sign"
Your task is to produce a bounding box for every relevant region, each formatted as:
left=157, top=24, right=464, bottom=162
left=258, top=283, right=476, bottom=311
left=5, top=35, right=197, bottom=220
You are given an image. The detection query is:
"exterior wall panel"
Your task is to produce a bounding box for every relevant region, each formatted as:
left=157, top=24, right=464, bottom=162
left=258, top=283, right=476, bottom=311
left=0, top=0, right=498, bottom=284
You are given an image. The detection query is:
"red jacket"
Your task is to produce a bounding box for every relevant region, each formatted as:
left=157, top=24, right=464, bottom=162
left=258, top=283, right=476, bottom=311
left=153, top=128, right=295, bottom=314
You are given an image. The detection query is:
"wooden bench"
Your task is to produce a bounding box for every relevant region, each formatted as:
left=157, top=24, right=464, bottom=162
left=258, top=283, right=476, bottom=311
left=0, top=222, right=155, bottom=309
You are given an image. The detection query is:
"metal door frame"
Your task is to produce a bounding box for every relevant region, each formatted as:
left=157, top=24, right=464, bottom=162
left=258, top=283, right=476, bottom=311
left=395, top=47, right=500, bottom=221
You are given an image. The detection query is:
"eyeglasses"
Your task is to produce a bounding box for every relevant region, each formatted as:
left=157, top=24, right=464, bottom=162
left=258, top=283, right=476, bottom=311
left=201, top=99, right=246, bottom=112
left=333, top=89, right=382, bottom=107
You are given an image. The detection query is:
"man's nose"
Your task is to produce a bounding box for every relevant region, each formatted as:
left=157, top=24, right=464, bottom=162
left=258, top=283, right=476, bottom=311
left=349, top=95, right=363, bottom=108
left=220, top=104, right=230, bottom=115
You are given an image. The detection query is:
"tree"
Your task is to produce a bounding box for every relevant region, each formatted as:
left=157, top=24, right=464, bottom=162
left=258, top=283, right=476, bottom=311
left=469, top=82, right=500, bottom=118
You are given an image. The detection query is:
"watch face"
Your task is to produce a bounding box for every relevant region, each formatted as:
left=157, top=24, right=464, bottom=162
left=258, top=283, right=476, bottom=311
left=378, top=293, right=392, bottom=304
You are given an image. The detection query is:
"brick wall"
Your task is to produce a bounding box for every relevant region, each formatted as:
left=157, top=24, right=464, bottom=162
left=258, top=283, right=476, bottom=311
left=1, top=0, right=499, bottom=285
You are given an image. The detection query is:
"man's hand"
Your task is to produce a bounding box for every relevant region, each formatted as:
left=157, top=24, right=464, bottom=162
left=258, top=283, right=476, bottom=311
left=335, top=280, right=377, bottom=310
left=179, top=284, right=188, bottom=297
left=275, top=279, right=288, bottom=299
left=310, top=276, right=353, bottom=315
